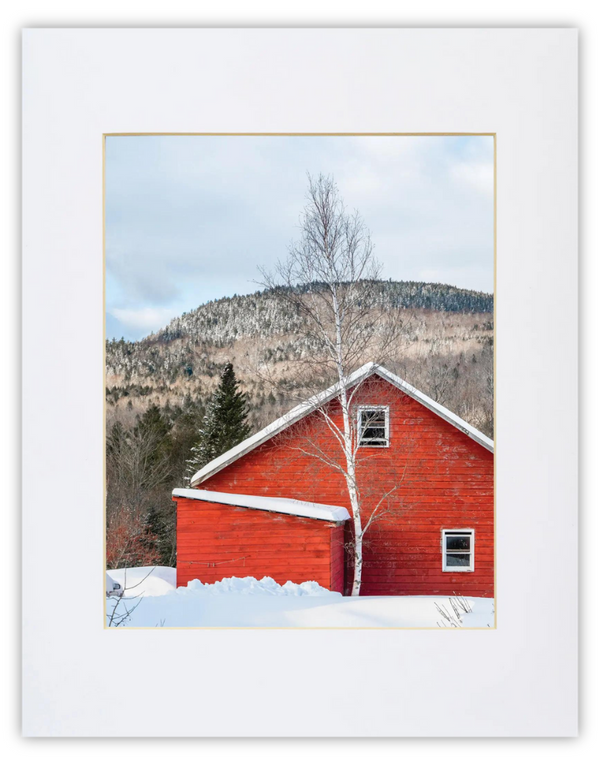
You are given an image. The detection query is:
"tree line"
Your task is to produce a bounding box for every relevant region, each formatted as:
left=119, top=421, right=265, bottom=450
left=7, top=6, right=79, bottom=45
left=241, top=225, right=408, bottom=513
left=106, top=363, right=251, bottom=570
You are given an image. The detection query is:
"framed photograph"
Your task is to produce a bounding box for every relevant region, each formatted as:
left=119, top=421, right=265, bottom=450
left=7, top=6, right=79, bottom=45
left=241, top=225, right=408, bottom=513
left=104, top=132, right=495, bottom=630
left=22, top=28, right=578, bottom=736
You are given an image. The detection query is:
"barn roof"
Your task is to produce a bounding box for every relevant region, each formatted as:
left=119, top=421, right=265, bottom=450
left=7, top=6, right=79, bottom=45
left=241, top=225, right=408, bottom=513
left=190, top=361, right=494, bottom=487
left=172, top=488, right=350, bottom=522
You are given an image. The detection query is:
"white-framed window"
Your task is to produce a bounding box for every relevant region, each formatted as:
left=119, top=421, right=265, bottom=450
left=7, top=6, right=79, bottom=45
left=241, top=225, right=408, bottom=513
left=357, top=405, right=389, bottom=448
left=442, top=529, right=475, bottom=572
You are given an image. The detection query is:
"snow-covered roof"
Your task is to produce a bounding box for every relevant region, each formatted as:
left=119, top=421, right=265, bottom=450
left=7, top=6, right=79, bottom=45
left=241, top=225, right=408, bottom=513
left=190, top=362, right=494, bottom=487
left=172, top=488, right=350, bottom=522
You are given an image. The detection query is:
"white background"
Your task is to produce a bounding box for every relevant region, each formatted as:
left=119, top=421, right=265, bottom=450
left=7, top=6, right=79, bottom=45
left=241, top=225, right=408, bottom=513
left=22, top=25, right=577, bottom=737
left=4, top=1, right=595, bottom=761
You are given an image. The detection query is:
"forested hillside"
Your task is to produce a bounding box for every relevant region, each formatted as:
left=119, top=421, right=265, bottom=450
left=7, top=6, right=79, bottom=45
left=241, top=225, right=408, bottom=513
left=107, top=280, right=493, bottom=433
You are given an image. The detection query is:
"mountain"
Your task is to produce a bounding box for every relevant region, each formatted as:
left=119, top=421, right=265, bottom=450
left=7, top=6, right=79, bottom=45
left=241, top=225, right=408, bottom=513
left=106, top=280, right=494, bottom=437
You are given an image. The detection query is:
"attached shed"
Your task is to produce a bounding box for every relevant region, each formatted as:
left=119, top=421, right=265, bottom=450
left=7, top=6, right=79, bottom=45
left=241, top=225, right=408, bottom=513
left=173, top=488, right=350, bottom=592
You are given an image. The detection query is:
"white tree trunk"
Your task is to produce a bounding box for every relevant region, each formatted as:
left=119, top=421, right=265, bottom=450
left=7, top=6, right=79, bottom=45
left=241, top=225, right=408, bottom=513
left=347, top=463, right=363, bottom=597
left=341, top=406, right=363, bottom=597
left=331, top=287, right=364, bottom=596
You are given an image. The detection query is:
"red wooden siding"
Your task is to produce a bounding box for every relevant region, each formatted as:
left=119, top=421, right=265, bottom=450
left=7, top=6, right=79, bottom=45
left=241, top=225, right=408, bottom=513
left=192, top=375, right=494, bottom=597
left=176, top=498, right=346, bottom=592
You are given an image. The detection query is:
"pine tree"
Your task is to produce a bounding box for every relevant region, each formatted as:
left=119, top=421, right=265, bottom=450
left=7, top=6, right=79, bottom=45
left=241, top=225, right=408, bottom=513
left=107, top=420, right=127, bottom=458
left=169, top=395, right=206, bottom=481
left=133, top=403, right=173, bottom=472
left=186, top=363, right=251, bottom=480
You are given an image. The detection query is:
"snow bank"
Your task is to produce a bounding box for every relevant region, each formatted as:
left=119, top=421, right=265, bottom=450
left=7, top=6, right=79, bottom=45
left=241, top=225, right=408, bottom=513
left=107, top=566, right=177, bottom=597
left=459, top=599, right=495, bottom=628
left=185, top=575, right=335, bottom=597
left=105, top=569, right=495, bottom=629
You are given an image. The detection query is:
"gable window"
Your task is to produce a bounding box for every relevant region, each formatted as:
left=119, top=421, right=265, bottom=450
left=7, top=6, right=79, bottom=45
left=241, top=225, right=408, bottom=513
left=442, top=529, right=475, bottom=572
left=357, top=406, right=389, bottom=448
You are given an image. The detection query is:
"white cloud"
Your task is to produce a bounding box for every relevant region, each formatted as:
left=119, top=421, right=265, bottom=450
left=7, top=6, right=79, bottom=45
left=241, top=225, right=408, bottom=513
left=110, top=307, right=179, bottom=334
left=451, top=160, right=494, bottom=196
left=105, top=135, right=494, bottom=340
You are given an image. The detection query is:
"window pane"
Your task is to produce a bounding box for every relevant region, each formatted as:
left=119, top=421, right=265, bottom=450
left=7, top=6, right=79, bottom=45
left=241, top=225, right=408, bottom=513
left=362, top=410, right=385, bottom=424
left=446, top=535, right=471, bottom=551
left=363, top=426, right=386, bottom=440
left=359, top=409, right=387, bottom=445
left=446, top=553, right=471, bottom=567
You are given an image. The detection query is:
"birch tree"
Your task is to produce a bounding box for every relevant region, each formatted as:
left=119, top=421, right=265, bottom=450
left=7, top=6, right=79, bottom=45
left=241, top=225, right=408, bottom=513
left=260, top=174, right=408, bottom=596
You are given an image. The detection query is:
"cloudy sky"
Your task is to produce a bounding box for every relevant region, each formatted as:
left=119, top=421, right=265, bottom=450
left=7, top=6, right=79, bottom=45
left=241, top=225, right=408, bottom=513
left=105, top=135, right=494, bottom=341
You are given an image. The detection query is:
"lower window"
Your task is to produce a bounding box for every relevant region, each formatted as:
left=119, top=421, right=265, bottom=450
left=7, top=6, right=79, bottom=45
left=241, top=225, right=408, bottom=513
left=442, top=529, right=475, bottom=572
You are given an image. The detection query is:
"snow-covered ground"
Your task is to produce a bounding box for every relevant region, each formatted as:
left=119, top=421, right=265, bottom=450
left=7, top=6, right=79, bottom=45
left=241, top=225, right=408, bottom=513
left=108, top=566, right=176, bottom=596
left=106, top=567, right=495, bottom=628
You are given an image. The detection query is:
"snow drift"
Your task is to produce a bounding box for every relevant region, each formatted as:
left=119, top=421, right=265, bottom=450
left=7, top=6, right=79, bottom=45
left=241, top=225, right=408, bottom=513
left=106, top=567, right=495, bottom=629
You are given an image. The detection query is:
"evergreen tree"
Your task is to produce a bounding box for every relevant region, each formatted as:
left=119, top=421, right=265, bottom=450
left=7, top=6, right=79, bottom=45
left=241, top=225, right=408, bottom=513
left=169, top=395, right=206, bottom=482
left=107, top=420, right=127, bottom=458
left=186, top=363, right=251, bottom=480
left=133, top=403, right=173, bottom=472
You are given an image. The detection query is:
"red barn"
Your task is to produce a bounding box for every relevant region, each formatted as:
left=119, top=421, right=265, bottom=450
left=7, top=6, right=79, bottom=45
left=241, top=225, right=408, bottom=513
left=173, top=362, right=494, bottom=597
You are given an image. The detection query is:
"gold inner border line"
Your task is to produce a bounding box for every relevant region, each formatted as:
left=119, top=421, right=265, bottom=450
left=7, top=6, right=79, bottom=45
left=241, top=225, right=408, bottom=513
left=103, top=132, right=497, bottom=630
left=105, top=132, right=496, bottom=137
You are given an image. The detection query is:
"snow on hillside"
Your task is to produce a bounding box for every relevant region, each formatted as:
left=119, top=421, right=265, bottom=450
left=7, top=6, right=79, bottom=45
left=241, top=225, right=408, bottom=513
left=106, top=568, right=495, bottom=628
left=105, top=281, right=494, bottom=389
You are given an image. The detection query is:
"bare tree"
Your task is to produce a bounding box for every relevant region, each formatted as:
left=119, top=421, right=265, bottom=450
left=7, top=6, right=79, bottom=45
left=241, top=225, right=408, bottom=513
left=106, top=418, right=173, bottom=569
left=434, top=595, right=473, bottom=628
left=422, top=348, right=456, bottom=408
left=260, top=174, right=410, bottom=596
left=107, top=424, right=172, bottom=513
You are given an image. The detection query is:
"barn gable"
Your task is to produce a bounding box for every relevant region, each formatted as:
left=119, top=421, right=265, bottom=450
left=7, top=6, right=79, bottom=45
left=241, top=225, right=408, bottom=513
left=190, top=361, right=493, bottom=487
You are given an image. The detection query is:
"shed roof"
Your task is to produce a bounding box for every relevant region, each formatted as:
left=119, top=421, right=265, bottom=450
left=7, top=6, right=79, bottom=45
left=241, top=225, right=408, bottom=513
left=172, top=488, right=350, bottom=523
left=190, top=361, right=494, bottom=487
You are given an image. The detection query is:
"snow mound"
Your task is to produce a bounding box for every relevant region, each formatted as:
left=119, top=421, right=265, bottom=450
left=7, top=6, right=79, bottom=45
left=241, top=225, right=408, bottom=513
left=183, top=575, right=337, bottom=597
left=107, top=566, right=177, bottom=597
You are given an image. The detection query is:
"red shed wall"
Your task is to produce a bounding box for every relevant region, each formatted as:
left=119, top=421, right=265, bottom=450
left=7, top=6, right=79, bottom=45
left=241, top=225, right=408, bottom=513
left=176, top=498, right=345, bottom=592
left=195, top=375, right=494, bottom=597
